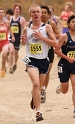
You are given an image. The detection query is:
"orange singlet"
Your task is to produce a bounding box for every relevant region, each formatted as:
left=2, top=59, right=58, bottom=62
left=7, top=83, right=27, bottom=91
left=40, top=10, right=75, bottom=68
left=61, top=12, right=71, bottom=33
left=61, top=12, right=71, bottom=27
left=0, top=22, right=9, bottom=52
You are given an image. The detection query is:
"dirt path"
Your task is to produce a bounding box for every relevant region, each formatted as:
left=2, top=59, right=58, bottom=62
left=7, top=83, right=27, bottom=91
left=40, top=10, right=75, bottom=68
left=0, top=45, right=75, bottom=124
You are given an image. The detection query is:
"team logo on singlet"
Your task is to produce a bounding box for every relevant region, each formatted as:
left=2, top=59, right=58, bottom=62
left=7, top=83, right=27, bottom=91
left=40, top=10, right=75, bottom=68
left=30, top=43, right=42, bottom=54
left=11, top=26, right=19, bottom=33
left=0, top=33, right=6, bottom=40
left=67, top=51, right=75, bottom=58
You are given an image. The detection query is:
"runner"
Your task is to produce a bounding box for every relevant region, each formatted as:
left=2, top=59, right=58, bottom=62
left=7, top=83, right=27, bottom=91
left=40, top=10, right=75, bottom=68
left=60, top=2, right=74, bottom=33
left=22, top=4, right=57, bottom=121
left=0, top=7, right=15, bottom=77
left=55, top=15, right=75, bottom=117
left=40, top=5, right=60, bottom=103
left=48, top=5, right=62, bottom=34
left=56, top=2, right=74, bottom=91
left=5, top=8, right=15, bottom=73
left=10, top=3, right=26, bottom=72
left=6, top=8, right=13, bottom=21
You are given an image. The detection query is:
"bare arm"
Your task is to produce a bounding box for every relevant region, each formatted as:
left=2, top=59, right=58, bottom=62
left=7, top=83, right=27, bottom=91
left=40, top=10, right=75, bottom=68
left=50, top=21, right=60, bottom=39
left=7, top=20, right=15, bottom=42
left=55, top=33, right=67, bottom=58
left=70, top=11, right=74, bottom=16
left=21, top=27, right=27, bottom=45
left=20, top=16, right=26, bottom=28
left=59, top=11, right=64, bottom=20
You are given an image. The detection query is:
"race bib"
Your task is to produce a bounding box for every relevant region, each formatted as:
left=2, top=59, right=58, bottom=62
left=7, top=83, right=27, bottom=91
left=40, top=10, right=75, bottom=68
left=63, top=21, right=68, bottom=27
left=0, top=33, right=6, bottom=40
left=49, top=46, right=51, bottom=49
left=67, top=51, right=75, bottom=58
left=58, top=66, right=63, bottom=73
left=11, top=26, right=19, bottom=33
left=22, top=57, right=31, bottom=65
left=30, top=43, right=42, bottom=54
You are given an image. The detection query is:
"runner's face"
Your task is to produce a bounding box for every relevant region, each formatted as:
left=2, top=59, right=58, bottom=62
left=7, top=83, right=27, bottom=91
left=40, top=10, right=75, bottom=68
left=30, top=7, right=41, bottom=21
left=0, top=10, right=4, bottom=19
left=14, top=6, right=21, bottom=15
left=6, top=14, right=11, bottom=20
left=69, top=18, right=75, bottom=31
left=41, top=8, right=49, bottom=22
left=65, top=5, right=71, bottom=12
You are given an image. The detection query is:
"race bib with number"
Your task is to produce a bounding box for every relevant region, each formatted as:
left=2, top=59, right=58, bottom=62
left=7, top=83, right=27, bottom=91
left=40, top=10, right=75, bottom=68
left=0, top=33, right=6, bottom=40
left=67, top=51, right=75, bottom=58
left=30, top=43, right=42, bottom=54
left=11, top=26, right=19, bottom=33
left=58, top=66, right=63, bottom=73
left=22, top=57, right=31, bottom=65
left=63, top=21, right=68, bottom=27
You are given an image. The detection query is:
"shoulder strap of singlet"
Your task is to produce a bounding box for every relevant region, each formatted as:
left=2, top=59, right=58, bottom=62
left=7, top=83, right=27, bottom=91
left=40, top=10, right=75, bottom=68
left=10, top=16, right=13, bottom=23
left=28, top=21, right=33, bottom=28
left=2, top=19, right=7, bottom=26
left=68, top=12, right=71, bottom=17
left=41, top=23, right=45, bottom=27
left=10, top=16, right=21, bottom=22
left=47, top=20, right=50, bottom=24
left=28, top=22, right=45, bottom=28
left=66, top=32, right=72, bottom=41
left=18, top=16, right=21, bottom=21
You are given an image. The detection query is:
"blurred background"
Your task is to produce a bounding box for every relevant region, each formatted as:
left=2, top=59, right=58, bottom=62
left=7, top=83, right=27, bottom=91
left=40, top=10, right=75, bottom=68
left=0, top=0, right=75, bottom=20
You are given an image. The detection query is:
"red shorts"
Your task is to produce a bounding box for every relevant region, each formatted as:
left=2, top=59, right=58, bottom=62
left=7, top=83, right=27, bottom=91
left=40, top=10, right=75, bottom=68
left=0, top=40, right=9, bottom=52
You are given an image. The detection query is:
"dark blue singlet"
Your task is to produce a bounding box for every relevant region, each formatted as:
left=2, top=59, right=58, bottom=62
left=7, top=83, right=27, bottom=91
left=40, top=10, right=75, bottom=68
left=58, top=32, right=75, bottom=82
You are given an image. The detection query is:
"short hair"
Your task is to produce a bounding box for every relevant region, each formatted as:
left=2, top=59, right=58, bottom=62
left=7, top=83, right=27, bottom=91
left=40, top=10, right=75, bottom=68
left=41, top=5, right=51, bottom=15
left=12, top=3, right=22, bottom=12
left=68, top=15, right=75, bottom=24
left=29, top=4, right=41, bottom=14
left=65, top=2, right=73, bottom=8
left=48, top=6, right=54, bottom=12
left=0, top=7, right=4, bottom=12
left=6, top=8, right=13, bottom=15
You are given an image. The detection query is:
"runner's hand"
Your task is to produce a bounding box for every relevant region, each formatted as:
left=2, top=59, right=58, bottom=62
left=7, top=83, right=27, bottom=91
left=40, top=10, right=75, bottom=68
left=12, top=36, right=15, bottom=42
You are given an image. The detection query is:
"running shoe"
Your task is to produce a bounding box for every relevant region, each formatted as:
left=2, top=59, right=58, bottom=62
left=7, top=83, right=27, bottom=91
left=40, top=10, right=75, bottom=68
left=1, top=69, right=5, bottom=78
left=13, top=64, right=17, bottom=72
left=9, top=68, right=14, bottom=74
left=36, top=112, right=44, bottom=121
left=56, top=85, right=61, bottom=94
left=30, top=97, right=35, bottom=110
left=40, top=90, right=46, bottom=103
left=73, top=110, right=75, bottom=118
